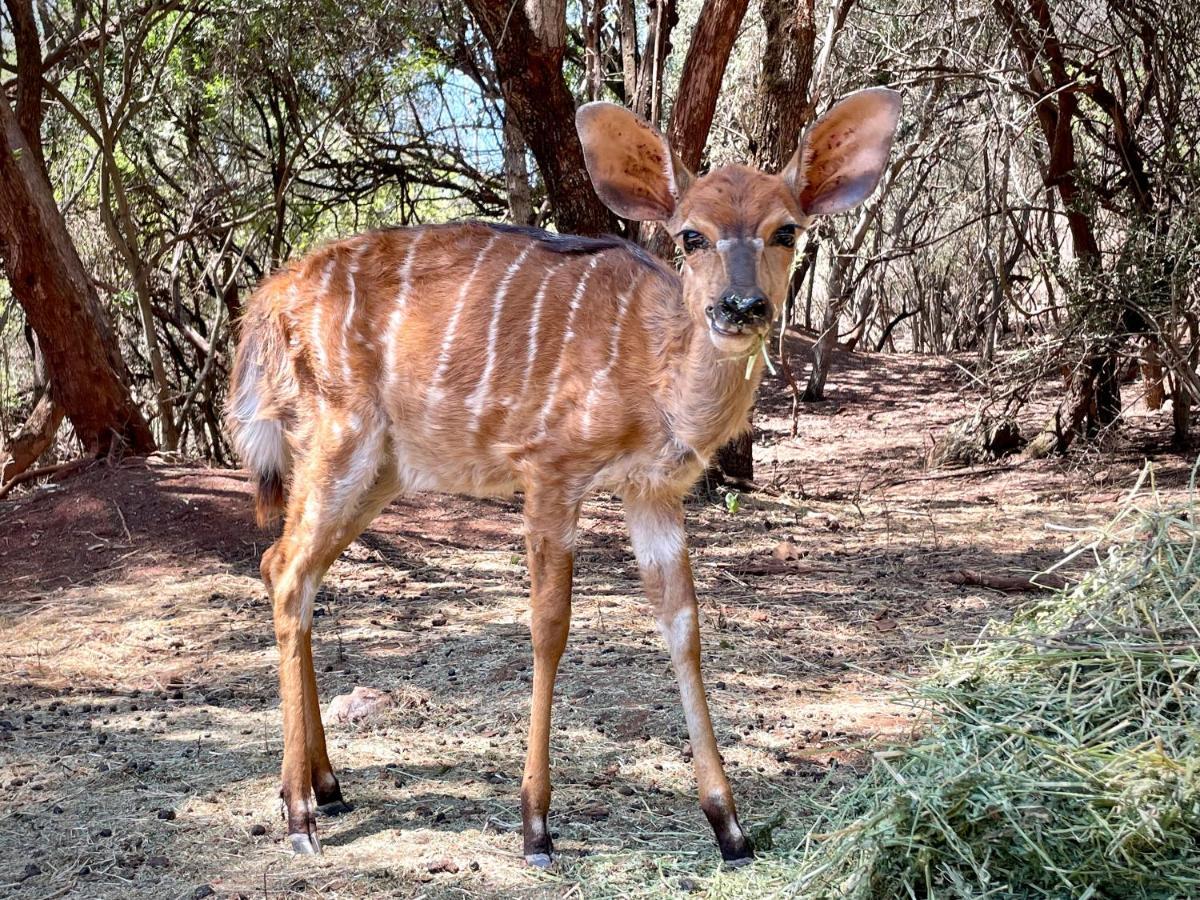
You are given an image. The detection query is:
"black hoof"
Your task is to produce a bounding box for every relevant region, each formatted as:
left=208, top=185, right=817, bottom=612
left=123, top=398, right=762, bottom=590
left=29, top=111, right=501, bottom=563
left=316, top=799, right=354, bottom=817
left=290, top=831, right=321, bottom=855
left=722, top=852, right=755, bottom=869
left=524, top=852, right=555, bottom=869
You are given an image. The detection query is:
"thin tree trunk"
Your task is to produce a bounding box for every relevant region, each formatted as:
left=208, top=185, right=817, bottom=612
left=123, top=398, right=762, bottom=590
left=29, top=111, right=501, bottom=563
left=0, top=94, right=155, bottom=456
left=618, top=0, right=639, bottom=103
left=666, top=0, right=752, bottom=172
left=465, top=0, right=616, bottom=236
left=1, top=388, right=65, bottom=483
left=503, top=115, right=534, bottom=225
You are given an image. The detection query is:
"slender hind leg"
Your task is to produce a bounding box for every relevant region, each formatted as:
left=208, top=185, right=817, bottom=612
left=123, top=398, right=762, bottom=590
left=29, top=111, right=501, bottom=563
left=303, top=475, right=399, bottom=815
left=261, top=418, right=393, bottom=854
left=519, top=484, right=580, bottom=867
left=624, top=494, right=753, bottom=865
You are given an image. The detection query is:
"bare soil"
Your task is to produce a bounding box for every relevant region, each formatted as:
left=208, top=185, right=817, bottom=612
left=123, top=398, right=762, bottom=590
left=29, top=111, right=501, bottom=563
left=1, top=334, right=1192, bottom=899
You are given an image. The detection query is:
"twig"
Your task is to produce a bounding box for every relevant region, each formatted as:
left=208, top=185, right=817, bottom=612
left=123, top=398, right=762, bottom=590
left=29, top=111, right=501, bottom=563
left=947, top=568, right=1069, bottom=593
left=0, top=458, right=92, bottom=500
left=874, top=462, right=1018, bottom=490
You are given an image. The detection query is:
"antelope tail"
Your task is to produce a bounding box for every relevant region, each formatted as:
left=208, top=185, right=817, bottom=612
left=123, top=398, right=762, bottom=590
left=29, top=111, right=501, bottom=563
left=226, top=301, right=294, bottom=527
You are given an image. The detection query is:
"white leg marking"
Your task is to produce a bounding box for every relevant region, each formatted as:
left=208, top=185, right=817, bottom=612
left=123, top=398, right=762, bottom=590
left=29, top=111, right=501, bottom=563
left=581, top=276, right=640, bottom=436
left=464, top=244, right=535, bottom=428
left=427, top=234, right=502, bottom=407
left=384, top=229, right=428, bottom=396
left=656, top=606, right=697, bottom=657
left=536, top=255, right=602, bottom=432
left=329, top=419, right=384, bottom=512
left=626, top=500, right=686, bottom=570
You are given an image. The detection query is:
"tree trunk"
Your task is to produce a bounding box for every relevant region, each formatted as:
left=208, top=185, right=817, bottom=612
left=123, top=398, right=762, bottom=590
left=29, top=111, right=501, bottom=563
left=503, top=114, right=534, bottom=225
left=643, top=0, right=751, bottom=273
left=708, top=0, right=818, bottom=480
left=715, top=431, right=754, bottom=482
left=0, top=96, right=155, bottom=457
left=666, top=0, right=752, bottom=172
left=1, top=389, right=65, bottom=483
left=1142, top=337, right=1165, bottom=409
left=751, top=0, right=817, bottom=172
left=617, top=0, right=639, bottom=103
left=1173, top=378, right=1192, bottom=449
left=464, top=0, right=617, bottom=236
left=633, top=0, right=678, bottom=123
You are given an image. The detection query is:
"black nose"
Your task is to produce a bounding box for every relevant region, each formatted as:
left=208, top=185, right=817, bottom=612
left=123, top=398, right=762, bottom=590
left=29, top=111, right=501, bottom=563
left=718, top=290, right=769, bottom=323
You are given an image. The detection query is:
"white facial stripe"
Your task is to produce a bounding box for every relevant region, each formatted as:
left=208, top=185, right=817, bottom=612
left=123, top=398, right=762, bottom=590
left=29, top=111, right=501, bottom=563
left=385, top=229, right=427, bottom=394
left=427, top=234, right=502, bottom=405
left=465, top=244, right=535, bottom=428
left=580, top=276, right=640, bottom=437
left=715, top=237, right=765, bottom=252
left=536, top=255, right=602, bottom=432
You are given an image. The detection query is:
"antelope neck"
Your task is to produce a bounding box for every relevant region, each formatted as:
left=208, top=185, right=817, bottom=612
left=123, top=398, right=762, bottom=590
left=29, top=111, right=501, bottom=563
left=655, top=280, right=766, bottom=463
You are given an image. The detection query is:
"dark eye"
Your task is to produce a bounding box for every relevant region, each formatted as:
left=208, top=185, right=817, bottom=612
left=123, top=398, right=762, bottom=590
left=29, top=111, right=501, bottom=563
left=772, top=224, right=798, bottom=248
left=679, top=230, right=710, bottom=254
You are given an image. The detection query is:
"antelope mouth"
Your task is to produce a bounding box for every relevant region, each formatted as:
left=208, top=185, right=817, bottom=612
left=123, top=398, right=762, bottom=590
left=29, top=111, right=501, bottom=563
left=705, top=306, right=765, bottom=349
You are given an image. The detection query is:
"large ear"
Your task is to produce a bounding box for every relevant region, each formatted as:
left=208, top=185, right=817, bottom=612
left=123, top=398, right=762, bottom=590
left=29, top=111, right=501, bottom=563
left=783, top=87, right=902, bottom=216
left=575, top=102, right=691, bottom=222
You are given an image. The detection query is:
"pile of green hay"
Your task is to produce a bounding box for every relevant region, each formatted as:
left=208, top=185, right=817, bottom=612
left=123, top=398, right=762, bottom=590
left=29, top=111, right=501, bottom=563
left=775, top=470, right=1200, bottom=899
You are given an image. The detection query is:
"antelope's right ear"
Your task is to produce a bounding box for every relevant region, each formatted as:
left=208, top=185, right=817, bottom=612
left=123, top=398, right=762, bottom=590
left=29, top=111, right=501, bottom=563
left=576, top=102, right=691, bottom=222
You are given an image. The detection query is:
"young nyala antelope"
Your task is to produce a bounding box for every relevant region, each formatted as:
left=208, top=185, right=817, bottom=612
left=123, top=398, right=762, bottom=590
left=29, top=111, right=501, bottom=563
left=227, top=88, right=901, bottom=865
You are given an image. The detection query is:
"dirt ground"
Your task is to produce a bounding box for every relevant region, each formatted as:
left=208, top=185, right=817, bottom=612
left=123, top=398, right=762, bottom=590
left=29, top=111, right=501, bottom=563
left=1, top=334, right=1193, bottom=899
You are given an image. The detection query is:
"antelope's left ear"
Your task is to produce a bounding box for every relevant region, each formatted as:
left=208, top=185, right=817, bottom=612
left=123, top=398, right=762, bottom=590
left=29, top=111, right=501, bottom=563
left=782, top=87, right=902, bottom=216
left=576, top=102, right=693, bottom=222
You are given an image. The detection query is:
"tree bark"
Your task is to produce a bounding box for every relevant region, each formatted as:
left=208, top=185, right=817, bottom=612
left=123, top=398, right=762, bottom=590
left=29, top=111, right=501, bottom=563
left=666, top=0, right=752, bottom=172
left=751, top=0, right=817, bottom=172
left=994, top=0, right=1115, bottom=454
left=502, top=114, right=534, bottom=225
left=0, top=94, right=155, bottom=456
left=708, top=0, right=818, bottom=480
left=1, top=389, right=65, bottom=483
left=464, top=0, right=617, bottom=236
left=633, top=0, right=678, bottom=123
left=644, top=0, right=750, bottom=261
left=617, top=0, right=639, bottom=103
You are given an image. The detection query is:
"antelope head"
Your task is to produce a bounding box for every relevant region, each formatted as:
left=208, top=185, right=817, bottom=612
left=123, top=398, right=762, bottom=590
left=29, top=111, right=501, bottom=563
left=577, top=89, right=902, bottom=353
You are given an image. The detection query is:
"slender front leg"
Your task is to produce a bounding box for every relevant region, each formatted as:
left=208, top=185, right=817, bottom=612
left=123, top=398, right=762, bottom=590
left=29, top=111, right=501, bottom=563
left=624, top=494, right=753, bottom=865
left=520, top=487, right=579, bottom=867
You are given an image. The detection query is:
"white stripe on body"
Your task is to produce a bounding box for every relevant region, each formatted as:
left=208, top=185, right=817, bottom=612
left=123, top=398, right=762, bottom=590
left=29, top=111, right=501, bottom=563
left=464, top=244, right=536, bottom=429
left=535, top=255, right=602, bottom=433
left=580, top=275, right=640, bottom=437
left=310, top=257, right=336, bottom=380
left=384, top=229, right=428, bottom=396
left=340, top=245, right=365, bottom=382
left=510, top=260, right=570, bottom=411
left=426, top=234, right=503, bottom=408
